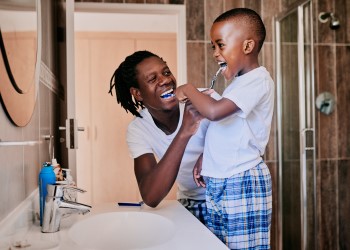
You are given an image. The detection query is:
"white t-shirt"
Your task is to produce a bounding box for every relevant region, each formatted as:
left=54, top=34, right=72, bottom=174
left=127, top=103, right=209, bottom=200
left=201, top=66, right=275, bottom=178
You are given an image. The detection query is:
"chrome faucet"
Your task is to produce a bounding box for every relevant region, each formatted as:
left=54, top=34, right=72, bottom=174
left=41, top=184, right=91, bottom=233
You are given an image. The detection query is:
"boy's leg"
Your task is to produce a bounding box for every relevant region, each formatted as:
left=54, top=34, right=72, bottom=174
left=226, top=162, right=272, bottom=249
left=205, top=178, right=226, bottom=243
left=205, top=162, right=272, bottom=249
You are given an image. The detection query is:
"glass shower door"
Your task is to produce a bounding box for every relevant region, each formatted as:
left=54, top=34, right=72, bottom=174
left=276, top=1, right=316, bottom=249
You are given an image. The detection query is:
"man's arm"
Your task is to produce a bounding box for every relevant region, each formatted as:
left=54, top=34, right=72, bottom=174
left=134, top=102, right=203, bottom=207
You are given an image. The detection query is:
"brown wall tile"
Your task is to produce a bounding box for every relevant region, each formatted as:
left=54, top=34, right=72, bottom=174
left=317, top=0, right=336, bottom=43
left=317, top=160, right=338, bottom=250
left=263, top=44, right=277, bottom=162
left=205, top=0, right=224, bottom=41
left=125, top=0, right=145, bottom=3
left=168, top=0, right=184, bottom=4
left=315, top=45, right=338, bottom=159
left=336, top=46, right=350, bottom=158
left=262, top=0, right=280, bottom=43
left=186, top=0, right=204, bottom=40
left=267, top=161, right=278, bottom=250
left=224, top=0, right=244, bottom=11
left=102, top=0, right=124, bottom=2
left=187, top=42, right=205, bottom=87
left=146, top=0, right=166, bottom=3
left=335, top=0, right=349, bottom=43
left=338, top=159, right=350, bottom=250
left=244, top=0, right=261, bottom=14
left=265, top=114, right=277, bottom=162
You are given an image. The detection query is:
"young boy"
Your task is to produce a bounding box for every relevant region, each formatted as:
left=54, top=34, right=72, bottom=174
left=175, top=8, right=274, bottom=249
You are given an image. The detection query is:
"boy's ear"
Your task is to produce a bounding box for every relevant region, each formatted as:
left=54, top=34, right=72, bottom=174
left=243, top=39, right=255, bottom=54
left=130, top=87, right=143, bottom=102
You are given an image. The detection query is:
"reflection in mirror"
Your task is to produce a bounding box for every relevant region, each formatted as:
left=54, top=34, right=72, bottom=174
left=0, top=0, right=41, bottom=127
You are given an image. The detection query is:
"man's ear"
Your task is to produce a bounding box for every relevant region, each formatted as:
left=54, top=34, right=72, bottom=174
left=243, top=39, right=255, bottom=54
left=130, top=87, right=143, bottom=102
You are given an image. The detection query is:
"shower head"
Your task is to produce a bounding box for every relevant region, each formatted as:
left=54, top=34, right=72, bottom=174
left=318, top=12, right=340, bottom=30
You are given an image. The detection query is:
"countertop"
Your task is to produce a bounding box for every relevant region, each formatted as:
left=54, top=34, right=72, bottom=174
left=3, top=200, right=228, bottom=250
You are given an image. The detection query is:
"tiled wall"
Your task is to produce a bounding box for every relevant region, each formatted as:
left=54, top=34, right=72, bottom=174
left=314, top=0, right=350, bottom=249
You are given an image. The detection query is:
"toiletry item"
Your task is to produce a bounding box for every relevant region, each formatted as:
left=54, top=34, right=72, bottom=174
left=52, top=158, right=63, bottom=181
left=209, top=62, right=227, bottom=89
left=62, top=169, right=77, bottom=202
left=160, top=89, right=175, bottom=99
left=38, top=162, right=56, bottom=226
left=117, top=201, right=144, bottom=207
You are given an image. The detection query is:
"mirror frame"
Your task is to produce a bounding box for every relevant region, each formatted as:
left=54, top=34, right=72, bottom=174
left=0, top=0, right=42, bottom=127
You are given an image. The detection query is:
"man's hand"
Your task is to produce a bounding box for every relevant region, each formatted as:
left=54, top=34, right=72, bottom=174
left=180, top=100, right=203, bottom=136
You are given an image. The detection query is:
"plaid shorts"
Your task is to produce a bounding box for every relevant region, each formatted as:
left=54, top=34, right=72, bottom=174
left=178, top=198, right=207, bottom=224
left=205, top=162, right=272, bottom=250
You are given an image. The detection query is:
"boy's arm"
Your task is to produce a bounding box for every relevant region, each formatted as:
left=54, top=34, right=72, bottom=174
left=176, top=83, right=239, bottom=121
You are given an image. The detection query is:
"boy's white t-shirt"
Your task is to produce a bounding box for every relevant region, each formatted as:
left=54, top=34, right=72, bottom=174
left=201, top=66, right=275, bottom=178
left=126, top=103, right=209, bottom=200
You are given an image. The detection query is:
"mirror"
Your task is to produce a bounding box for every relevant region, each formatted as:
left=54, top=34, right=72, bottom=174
left=0, top=0, right=41, bottom=127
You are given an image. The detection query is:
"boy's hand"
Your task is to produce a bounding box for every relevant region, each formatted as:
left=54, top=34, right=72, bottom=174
left=175, top=85, right=188, bottom=103
left=193, top=154, right=206, bottom=187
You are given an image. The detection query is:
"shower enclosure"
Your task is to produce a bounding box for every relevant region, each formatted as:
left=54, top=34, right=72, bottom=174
left=275, top=0, right=317, bottom=249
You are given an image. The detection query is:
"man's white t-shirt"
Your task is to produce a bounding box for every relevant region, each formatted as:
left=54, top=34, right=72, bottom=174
left=127, top=103, right=209, bottom=200
left=201, top=66, right=275, bottom=178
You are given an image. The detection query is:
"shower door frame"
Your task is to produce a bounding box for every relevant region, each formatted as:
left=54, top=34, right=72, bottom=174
left=275, top=0, right=317, bottom=249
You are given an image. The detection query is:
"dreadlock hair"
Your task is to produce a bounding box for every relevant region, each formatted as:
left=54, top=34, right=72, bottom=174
left=214, top=8, right=266, bottom=52
left=108, top=50, right=161, bottom=118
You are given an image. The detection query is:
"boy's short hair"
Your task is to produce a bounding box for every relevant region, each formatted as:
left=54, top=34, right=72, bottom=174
left=214, top=8, right=266, bottom=52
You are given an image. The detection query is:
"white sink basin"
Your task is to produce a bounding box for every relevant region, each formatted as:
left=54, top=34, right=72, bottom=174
left=68, top=211, right=175, bottom=250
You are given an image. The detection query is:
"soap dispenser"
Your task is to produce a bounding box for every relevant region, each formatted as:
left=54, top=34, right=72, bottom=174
left=38, top=162, right=56, bottom=226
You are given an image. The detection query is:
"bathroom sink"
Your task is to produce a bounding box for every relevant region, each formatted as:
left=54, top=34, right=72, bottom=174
left=68, top=211, right=175, bottom=250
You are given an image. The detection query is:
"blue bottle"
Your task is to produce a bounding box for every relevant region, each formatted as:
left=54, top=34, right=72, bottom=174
left=39, top=162, right=56, bottom=226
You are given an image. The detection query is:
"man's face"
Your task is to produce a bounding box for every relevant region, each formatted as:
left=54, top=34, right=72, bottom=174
left=134, top=56, right=178, bottom=113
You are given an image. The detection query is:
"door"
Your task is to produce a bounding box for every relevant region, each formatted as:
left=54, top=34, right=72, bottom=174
left=75, top=32, right=177, bottom=205
left=275, top=1, right=317, bottom=249
left=62, top=1, right=186, bottom=205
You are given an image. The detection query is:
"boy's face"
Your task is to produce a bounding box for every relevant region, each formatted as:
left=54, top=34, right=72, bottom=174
left=210, top=20, right=247, bottom=79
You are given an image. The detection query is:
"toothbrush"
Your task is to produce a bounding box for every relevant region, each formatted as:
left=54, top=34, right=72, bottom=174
left=117, top=201, right=144, bottom=207
left=160, top=89, right=175, bottom=99
left=161, top=93, right=175, bottom=99
left=177, top=62, right=227, bottom=103
left=209, top=63, right=227, bottom=90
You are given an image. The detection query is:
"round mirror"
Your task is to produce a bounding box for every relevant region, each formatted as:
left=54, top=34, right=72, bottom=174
left=0, top=0, right=41, bottom=127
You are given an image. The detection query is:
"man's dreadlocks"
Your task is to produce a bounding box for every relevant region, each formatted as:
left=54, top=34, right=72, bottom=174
left=109, top=50, right=161, bottom=118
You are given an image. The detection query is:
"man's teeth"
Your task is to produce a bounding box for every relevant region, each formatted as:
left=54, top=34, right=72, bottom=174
left=160, top=89, right=175, bottom=99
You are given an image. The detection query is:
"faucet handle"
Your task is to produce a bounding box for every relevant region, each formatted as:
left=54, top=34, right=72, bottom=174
left=46, top=183, right=86, bottom=198
left=64, top=185, right=87, bottom=193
